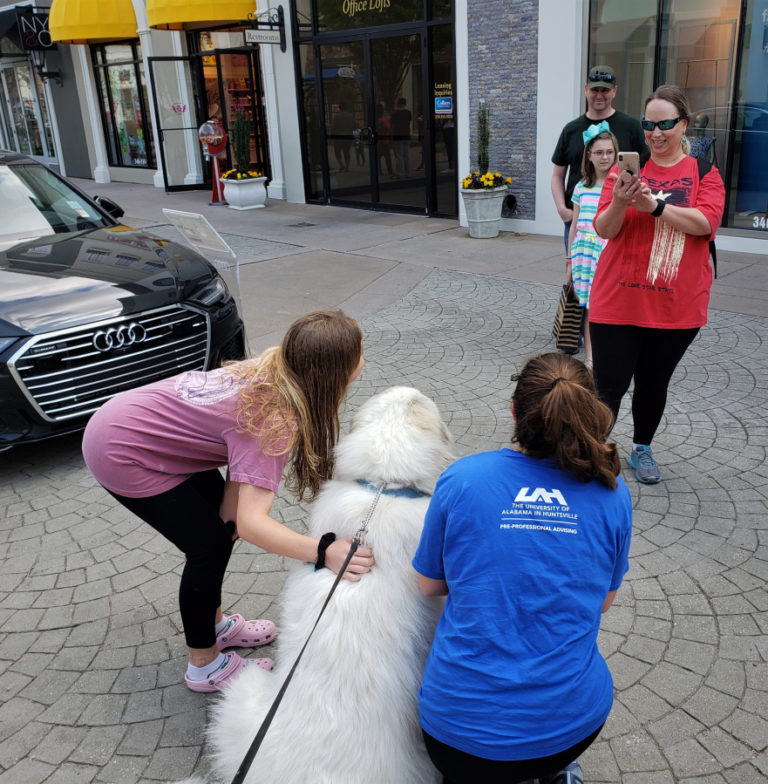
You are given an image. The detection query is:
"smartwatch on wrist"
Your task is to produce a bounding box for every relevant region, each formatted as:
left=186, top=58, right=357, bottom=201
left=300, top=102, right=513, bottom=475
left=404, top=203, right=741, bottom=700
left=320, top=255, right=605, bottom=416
left=651, top=199, right=666, bottom=217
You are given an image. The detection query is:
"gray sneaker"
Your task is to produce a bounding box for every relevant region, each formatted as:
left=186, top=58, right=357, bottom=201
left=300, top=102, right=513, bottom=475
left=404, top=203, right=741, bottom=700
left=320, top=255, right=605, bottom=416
left=540, top=761, right=584, bottom=784
left=628, top=445, right=662, bottom=484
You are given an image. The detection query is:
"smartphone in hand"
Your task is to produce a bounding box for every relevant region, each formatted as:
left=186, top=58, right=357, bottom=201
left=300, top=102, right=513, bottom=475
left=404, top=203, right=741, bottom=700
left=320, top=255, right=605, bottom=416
left=617, top=151, right=640, bottom=176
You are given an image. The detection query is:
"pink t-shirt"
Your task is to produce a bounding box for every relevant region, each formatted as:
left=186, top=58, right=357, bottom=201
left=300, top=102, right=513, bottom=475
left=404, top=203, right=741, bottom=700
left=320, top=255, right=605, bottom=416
left=82, top=365, right=289, bottom=498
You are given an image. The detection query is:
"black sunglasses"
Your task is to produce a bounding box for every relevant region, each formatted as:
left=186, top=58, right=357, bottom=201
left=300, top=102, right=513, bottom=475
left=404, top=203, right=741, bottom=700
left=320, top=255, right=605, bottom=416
left=588, top=71, right=616, bottom=84
left=641, top=117, right=684, bottom=131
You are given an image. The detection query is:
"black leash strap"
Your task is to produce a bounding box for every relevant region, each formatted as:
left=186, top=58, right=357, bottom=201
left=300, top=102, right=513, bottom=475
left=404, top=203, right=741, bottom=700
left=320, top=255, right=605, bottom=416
left=229, top=539, right=359, bottom=784
left=228, top=484, right=385, bottom=784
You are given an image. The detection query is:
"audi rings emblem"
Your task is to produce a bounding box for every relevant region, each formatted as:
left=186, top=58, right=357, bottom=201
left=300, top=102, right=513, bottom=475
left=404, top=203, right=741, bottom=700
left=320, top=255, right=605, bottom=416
left=92, top=323, right=147, bottom=352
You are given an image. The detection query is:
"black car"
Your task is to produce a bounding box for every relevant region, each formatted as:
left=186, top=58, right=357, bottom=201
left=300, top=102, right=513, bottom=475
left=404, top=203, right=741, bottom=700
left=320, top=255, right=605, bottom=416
left=0, top=151, right=246, bottom=449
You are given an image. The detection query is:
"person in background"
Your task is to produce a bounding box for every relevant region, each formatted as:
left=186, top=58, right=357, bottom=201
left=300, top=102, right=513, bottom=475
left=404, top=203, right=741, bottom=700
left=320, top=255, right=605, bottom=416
left=82, top=311, right=374, bottom=692
left=551, top=65, right=648, bottom=253
left=566, top=125, right=618, bottom=367
left=590, top=84, right=725, bottom=484
left=391, top=97, right=413, bottom=177
left=330, top=103, right=355, bottom=172
left=413, top=353, right=632, bottom=784
left=375, top=102, right=396, bottom=178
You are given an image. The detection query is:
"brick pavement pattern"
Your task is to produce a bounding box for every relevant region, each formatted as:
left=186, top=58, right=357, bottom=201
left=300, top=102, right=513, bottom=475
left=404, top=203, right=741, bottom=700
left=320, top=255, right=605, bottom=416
left=1, top=206, right=767, bottom=782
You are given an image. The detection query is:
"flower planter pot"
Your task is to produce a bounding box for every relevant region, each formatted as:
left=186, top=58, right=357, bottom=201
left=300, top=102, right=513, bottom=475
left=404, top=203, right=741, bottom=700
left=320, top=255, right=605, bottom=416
left=460, top=186, right=507, bottom=238
left=220, top=176, right=268, bottom=210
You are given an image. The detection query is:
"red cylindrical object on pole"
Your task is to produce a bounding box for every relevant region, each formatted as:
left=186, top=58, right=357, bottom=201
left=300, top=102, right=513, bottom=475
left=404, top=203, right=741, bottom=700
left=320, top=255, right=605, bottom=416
left=210, top=155, right=227, bottom=205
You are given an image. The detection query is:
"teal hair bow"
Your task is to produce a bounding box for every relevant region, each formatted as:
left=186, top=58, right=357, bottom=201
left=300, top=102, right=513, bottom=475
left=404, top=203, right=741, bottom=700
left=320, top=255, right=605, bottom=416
left=583, top=120, right=610, bottom=145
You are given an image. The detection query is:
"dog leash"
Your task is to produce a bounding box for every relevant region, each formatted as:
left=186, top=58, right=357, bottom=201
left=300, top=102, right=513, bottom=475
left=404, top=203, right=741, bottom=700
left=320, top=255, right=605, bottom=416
left=229, top=484, right=386, bottom=784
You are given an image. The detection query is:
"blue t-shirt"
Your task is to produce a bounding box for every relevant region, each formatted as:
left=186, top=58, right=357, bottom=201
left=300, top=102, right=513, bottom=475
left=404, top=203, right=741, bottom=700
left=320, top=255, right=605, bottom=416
left=412, top=448, right=632, bottom=760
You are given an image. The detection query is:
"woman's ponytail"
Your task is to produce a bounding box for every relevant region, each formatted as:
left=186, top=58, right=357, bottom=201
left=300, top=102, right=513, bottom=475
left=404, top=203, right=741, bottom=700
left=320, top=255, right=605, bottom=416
left=512, top=354, right=619, bottom=488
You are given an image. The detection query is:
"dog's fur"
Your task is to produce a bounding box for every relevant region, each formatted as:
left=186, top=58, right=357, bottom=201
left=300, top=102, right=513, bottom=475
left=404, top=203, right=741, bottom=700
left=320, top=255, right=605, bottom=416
left=185, top=386, right=454, bottom=784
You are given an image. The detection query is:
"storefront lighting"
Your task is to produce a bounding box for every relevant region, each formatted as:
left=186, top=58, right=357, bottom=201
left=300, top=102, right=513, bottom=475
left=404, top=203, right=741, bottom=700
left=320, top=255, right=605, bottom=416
left=30, top=49, right=62, bottom=87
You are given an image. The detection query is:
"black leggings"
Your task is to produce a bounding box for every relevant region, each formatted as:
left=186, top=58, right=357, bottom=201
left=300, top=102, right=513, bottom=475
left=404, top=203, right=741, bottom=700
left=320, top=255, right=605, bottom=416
left=589, top=323, right=699, bottom=445
left=422, top=724, right=603, bottom=784
left=108, top=470, right=235, bottom=649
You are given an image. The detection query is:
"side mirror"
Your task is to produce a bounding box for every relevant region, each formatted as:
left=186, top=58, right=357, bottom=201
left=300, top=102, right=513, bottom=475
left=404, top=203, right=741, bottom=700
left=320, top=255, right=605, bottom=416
left=93, top=195, right=125, bottom=219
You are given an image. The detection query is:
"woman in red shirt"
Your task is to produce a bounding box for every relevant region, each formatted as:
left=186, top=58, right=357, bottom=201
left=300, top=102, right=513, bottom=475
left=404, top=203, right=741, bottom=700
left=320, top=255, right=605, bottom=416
left=590, top=85, right=725, bottom=484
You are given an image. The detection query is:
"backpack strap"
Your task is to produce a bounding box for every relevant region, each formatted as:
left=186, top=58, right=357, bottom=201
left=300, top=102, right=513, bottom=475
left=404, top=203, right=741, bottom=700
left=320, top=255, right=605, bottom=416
left=695, top=155, right=718, bottom=278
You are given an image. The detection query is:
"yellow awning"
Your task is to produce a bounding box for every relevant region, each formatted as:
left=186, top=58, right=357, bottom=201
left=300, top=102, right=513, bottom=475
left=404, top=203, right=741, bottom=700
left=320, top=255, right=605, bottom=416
left=50, top=0, right=138, bottom=43
left=147, top=0, right=255, bottom=30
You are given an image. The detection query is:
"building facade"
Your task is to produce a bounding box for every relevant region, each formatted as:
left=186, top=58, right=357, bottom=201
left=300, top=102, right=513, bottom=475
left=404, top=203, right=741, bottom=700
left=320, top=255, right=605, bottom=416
left=0, top=0, right=764, bottom=253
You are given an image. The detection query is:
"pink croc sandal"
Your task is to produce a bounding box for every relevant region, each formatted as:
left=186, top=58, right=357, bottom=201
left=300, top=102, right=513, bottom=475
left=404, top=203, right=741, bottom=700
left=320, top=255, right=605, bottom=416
left=185, top=652, right=274, bottom=693
left=216, top=613, right=277, bottom=651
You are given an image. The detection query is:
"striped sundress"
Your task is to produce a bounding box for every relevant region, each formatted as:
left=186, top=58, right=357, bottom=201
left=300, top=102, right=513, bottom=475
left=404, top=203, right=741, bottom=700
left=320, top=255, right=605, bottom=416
left=571, top=180, right=607, bottom=308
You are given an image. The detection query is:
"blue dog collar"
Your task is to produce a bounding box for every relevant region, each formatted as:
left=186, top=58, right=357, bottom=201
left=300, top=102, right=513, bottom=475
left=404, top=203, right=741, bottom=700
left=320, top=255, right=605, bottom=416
left=356, top=480, right=430, bottom=499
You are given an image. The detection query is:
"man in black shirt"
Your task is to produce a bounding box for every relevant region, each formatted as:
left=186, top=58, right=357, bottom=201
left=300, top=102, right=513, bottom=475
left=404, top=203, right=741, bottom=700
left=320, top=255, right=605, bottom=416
left=551, top=65, right=648, bottom=250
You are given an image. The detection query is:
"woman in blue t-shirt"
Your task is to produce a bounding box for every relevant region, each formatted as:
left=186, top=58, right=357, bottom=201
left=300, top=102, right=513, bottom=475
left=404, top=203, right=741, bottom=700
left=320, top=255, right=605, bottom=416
left=413, top=353, right=632, bottom=784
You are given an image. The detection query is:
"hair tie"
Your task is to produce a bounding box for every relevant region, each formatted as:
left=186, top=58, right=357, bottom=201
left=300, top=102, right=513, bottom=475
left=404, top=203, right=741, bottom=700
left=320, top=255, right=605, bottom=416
left=582, top=120, right=610, bottom=145
left=549, top=377, right=567, bottom=391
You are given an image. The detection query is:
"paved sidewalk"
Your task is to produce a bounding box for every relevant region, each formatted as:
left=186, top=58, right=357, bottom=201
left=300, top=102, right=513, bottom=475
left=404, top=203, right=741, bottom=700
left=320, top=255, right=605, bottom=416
left=0, top=185, right=766, bottom=783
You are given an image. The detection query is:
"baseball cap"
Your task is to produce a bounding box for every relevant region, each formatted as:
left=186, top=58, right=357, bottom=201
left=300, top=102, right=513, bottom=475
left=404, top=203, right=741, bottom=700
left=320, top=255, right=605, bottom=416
left=587, top=65, right=616, bottom=89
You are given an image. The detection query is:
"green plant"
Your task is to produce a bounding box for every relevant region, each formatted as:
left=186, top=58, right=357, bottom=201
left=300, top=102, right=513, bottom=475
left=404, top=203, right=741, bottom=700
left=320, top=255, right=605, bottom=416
left=461, top=103, right=511, bottom=190
left=231, top=110, right=252, bottom=174
left=477, top=103, right=490, bottom=174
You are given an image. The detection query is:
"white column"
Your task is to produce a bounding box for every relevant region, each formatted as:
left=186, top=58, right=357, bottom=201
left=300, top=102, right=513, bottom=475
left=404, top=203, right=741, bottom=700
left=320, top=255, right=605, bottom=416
left=258, top=37, right=286, bottom=199
left=170, top=31, right=205, bottom=186
left=132, top=0, right=168, bottom=188
left=255, top=0, right=287, bottom=200
left=76, top=45, right=110, bottom=183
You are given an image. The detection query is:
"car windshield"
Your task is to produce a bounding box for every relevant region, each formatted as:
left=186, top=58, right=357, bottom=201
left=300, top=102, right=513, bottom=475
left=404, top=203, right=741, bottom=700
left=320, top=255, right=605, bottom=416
left=0, top=163, right=111, bottom=252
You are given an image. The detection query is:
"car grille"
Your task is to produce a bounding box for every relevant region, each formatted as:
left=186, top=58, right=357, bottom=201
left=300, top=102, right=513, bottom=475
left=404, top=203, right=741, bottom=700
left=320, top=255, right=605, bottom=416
left=9, top=305, right=210, bottom=422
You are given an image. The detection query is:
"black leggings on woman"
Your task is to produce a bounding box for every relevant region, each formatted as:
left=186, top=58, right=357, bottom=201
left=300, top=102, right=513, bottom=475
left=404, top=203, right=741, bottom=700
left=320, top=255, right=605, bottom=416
left=108, top=469, right=235, bottom=649
left=589, top=323, right=699, bottom=445
left=422, top=724, right=603, bottom=784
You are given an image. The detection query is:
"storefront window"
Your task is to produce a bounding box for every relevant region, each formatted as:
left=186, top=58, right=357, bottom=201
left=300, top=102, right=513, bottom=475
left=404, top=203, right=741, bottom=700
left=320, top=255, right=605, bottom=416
left=92, top=42, right=155, bottom=168
left=589, top=0, right=767, bottom=233
left=0, top=62, right=54, bottom=161
left=588, top=1, right=657, bottom=117
left=430, top=0, right=453, bottom=19
left=730, top=0, right=768, bottom=230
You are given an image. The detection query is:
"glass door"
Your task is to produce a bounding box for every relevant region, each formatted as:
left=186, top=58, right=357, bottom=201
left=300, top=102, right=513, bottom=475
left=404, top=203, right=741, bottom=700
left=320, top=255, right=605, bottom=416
left=371, top=33, right=425, bottom=210
left=149, top=49, right=270, bottom=191
left=148, top=55, right=206, bottom=189
left=315, top=32, right=426, bottom=212
left=318, top=40, right=373, bottom=205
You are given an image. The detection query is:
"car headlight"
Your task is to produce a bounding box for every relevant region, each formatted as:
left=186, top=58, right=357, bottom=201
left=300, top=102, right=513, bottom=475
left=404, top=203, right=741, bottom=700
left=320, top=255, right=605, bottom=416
left=190, top=276, right=230, bottom=306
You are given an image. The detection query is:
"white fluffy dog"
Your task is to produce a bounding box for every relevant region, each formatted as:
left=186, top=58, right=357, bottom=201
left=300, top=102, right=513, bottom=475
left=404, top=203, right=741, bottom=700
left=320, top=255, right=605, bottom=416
left=186, top=386, right=454, bottom=784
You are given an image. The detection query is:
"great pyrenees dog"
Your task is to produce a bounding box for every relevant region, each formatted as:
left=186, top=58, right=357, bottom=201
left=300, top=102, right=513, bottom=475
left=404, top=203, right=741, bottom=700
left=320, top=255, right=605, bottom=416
left=180, top=386, right=454, bottom=784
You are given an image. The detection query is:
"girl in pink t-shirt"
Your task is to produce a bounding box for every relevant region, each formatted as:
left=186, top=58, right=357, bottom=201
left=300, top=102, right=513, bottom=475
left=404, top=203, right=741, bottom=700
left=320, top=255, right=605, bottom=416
left=82, top=310, right=372, bottom=692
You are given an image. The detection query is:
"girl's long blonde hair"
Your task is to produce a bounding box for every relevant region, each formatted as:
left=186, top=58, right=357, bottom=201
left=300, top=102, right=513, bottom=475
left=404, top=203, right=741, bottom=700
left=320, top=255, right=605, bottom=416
left=227, top=310, right=362, bottom=500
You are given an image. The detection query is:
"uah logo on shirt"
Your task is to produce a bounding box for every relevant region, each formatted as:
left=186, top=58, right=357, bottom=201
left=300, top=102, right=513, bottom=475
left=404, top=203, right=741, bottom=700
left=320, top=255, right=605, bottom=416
left=514, top=487, right=567, bottom=505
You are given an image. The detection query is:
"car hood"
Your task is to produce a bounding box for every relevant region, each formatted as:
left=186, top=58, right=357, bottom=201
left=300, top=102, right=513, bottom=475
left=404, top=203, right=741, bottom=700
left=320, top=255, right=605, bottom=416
left=0, top=226, right=216, bottom=335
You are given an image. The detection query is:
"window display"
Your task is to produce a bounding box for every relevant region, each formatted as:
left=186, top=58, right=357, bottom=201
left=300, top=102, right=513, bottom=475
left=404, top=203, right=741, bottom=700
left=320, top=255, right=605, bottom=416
left=92, top=42, right=155, bottom=168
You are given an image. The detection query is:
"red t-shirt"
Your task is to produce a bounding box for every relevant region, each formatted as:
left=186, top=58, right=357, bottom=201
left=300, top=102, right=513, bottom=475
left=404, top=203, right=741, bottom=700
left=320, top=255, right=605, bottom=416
left=589, top=156, right=725, bottom=329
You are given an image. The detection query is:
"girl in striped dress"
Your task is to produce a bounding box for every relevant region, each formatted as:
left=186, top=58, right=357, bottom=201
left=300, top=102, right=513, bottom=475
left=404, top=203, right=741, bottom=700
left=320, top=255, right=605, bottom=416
left=567, top=126, right=618, bottom=367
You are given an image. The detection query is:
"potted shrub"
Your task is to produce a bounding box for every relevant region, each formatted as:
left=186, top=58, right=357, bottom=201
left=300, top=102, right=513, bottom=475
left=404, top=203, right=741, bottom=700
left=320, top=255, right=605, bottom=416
left=460, top=103, right=511, bottom=238
left=220, top=108, right=268, bottom=210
